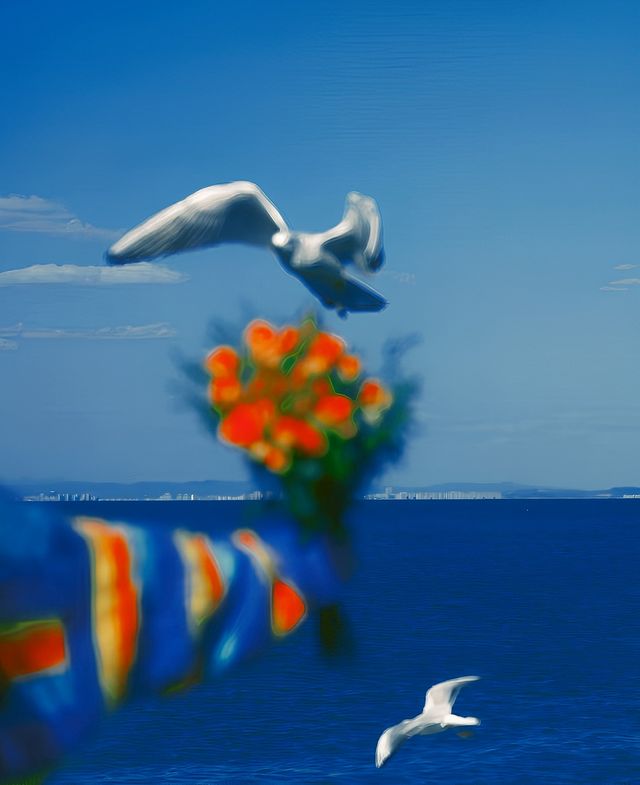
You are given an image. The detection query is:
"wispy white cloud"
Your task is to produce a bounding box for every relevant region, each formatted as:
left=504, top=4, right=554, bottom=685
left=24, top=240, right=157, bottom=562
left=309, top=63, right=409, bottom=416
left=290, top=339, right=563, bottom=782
left=0, top=322, right=176, bottom=344
left=612, top=263, right=639, bottom=271
left=0, top=195, right=121, bottom=240
left=608, top=278, right=640, bottom=286
left=0, top=263, right=187, bottom=286
left=0, top=323, right=24, bottom=336
left=0, top=338, right=18, bottom=351
left=23, top=324, right=176, bottom=340
left=600, top=285, right=629, bottom=292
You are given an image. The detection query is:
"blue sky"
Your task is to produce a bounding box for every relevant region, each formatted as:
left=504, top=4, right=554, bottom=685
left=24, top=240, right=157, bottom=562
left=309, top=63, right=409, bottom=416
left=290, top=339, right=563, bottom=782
left=1, top=0, right=638, bottom=489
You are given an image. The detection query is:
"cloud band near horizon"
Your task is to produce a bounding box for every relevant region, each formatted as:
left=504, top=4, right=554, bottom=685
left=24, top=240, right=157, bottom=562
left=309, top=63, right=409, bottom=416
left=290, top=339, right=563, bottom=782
left=0, top=263, right=188, bottom=286
left=0, top=322, right=176, bottom=345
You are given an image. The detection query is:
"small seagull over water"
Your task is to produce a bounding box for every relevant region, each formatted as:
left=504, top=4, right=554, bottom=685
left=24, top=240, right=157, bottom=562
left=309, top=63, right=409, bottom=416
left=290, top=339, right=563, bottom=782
left=106, top=181, right=386, bottom=317
left=375, top=676, right=480, bottom=768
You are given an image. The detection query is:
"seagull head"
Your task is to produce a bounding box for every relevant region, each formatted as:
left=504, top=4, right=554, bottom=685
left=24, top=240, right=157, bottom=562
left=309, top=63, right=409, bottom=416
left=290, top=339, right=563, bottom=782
left=271, top=230, right=293, bottom=251
left=271, top=230, right=296, bottom=265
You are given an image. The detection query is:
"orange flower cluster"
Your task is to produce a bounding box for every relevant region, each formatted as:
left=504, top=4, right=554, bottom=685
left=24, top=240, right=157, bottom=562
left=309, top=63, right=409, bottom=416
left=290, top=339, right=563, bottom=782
left=204, top=318, right=393, bottom=474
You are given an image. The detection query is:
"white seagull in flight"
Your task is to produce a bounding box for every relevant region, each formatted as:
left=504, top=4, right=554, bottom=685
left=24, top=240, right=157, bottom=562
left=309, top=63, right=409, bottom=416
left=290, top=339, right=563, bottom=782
left=375, top=676, right=481, bottom=768
left=106, top=181, right=387, bottom=317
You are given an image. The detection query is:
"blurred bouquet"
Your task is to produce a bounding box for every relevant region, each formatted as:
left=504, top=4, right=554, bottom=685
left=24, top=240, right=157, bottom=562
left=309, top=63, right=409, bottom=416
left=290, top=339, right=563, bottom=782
left=202, top=316, right=415, bottom=538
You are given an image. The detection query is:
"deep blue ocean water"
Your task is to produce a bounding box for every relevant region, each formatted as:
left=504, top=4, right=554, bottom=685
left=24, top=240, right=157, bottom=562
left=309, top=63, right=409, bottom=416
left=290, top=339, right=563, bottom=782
left=48, top=500, right=640, bottom=784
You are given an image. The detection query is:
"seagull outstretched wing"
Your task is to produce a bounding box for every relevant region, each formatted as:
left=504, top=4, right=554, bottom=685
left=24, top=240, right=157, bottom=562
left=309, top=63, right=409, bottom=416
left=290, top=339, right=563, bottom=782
left=321, top=192, right=384, bottom=272
left=106, top=182, right=288, bottom=264
left=423, top=676, right=479, bottom=716
left=375, top=720, right=415, bottom=768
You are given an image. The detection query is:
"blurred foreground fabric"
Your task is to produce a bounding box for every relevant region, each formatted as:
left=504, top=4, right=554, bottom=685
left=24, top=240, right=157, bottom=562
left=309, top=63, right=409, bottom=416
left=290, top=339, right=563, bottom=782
left=0, top=491, right=342, bottom=782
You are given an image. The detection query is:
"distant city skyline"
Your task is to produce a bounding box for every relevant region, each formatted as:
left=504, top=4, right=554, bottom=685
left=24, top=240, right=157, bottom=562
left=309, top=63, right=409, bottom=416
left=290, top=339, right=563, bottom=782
left=1, top=1, right=639, bottom=489
left=16, top=478, right=640, bottom=502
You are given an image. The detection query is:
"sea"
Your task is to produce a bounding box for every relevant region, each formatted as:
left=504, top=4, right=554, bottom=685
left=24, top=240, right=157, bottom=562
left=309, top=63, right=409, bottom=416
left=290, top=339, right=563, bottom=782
left=48, top=499, right=639, bottom=784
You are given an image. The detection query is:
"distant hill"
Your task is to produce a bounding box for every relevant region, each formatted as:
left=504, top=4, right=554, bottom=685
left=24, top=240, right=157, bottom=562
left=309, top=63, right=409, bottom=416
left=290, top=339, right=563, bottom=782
left=369, top=482, right=640, bottom=499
